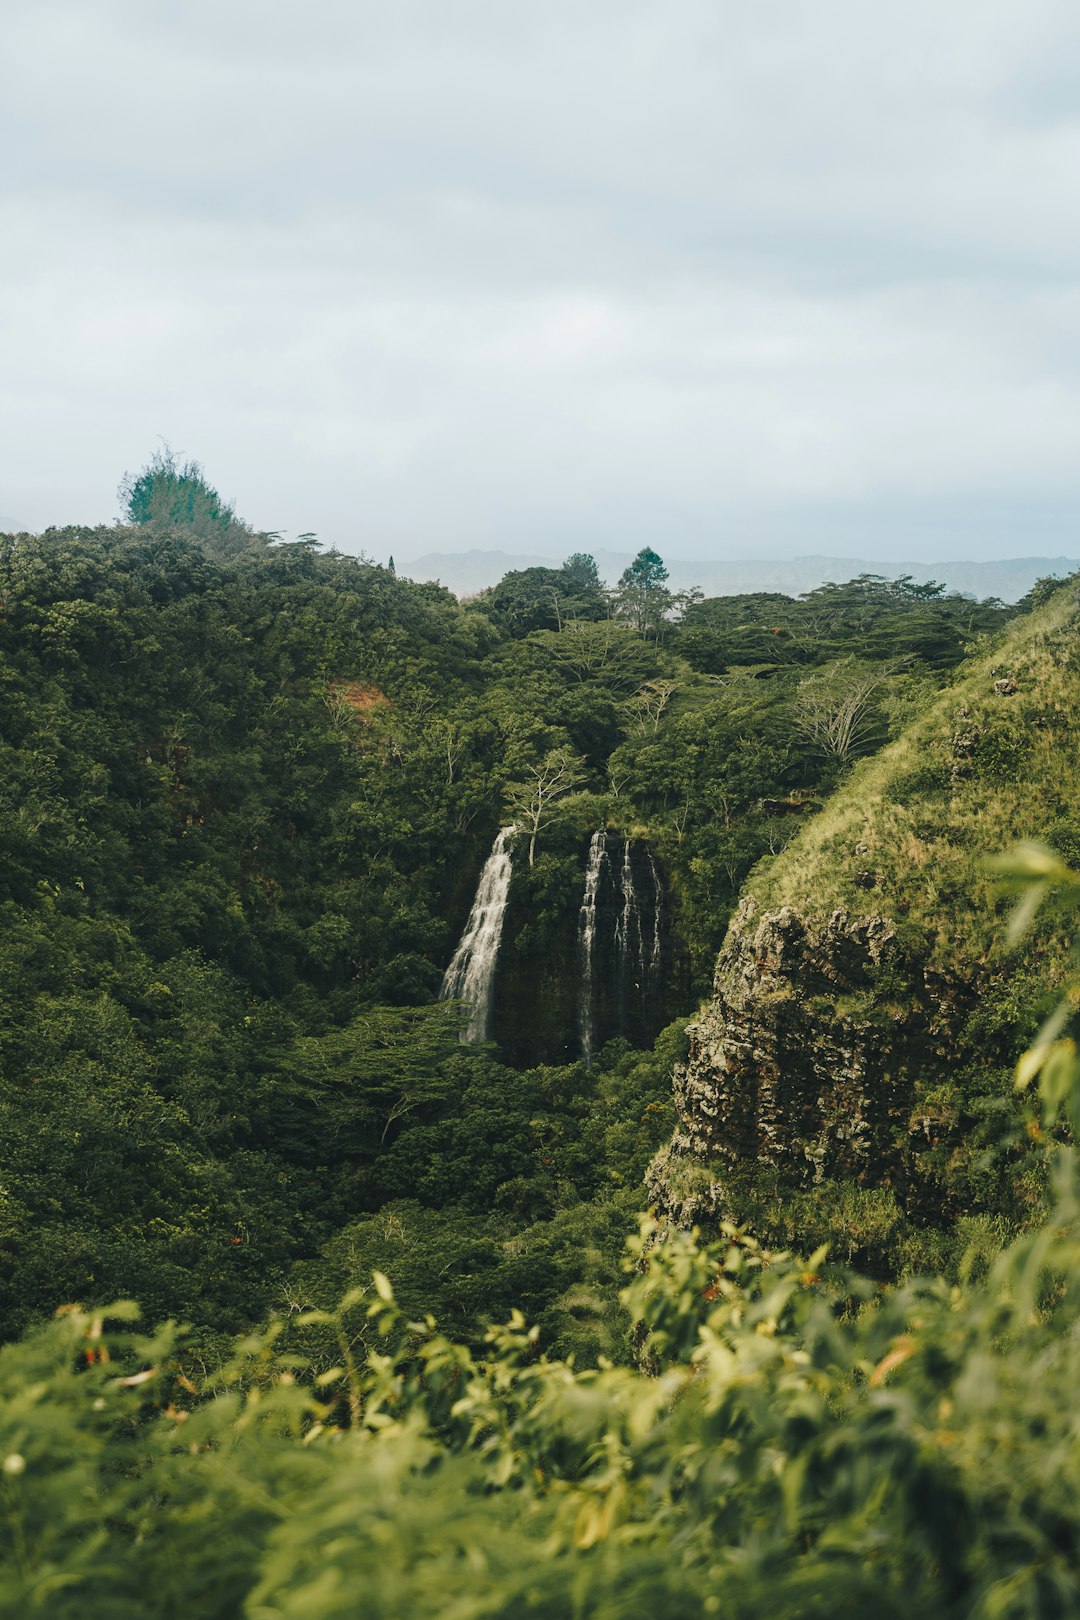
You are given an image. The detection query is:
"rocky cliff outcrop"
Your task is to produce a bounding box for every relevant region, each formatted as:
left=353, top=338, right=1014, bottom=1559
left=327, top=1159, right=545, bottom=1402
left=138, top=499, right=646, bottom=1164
left=649, top=584, right=1080, bottom=1246
left=648, top=899, right=973, bottom=1227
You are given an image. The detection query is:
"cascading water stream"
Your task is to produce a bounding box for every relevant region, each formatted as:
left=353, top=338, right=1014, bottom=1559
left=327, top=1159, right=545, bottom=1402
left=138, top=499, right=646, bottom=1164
left=615, top=838, right=645, bottom=1005
left=441, top=826, right=516, bottom=1043
left=577, top=830, right=608, bottom=1064
left=647, top=849, right=663, bottom=976
left=578, top=833, right=667, bottom=1058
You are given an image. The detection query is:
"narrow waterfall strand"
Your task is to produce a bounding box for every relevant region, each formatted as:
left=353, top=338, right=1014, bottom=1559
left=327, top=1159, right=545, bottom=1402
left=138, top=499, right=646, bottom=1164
left=615, top=839, right=630, bottom=955
left=647, top=849, right=663, bottom=977
left=617, top=838, right=643, bottom=984
left=578, top=829, right=607, bottom=1063
left=441, top=826, right=516, bottom=1043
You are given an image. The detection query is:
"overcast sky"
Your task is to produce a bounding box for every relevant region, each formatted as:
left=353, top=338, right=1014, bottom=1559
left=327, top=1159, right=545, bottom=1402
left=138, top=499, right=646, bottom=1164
left=4, top=0, right=1080, bottom=562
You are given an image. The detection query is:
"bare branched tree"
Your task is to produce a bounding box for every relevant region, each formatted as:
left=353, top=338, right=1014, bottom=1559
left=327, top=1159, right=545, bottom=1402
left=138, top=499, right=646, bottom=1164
left=792, top=658, right=891, bottom=765
left=505, top=747, right=587, bottom=866
left=628, top=678, right=678, bottom=735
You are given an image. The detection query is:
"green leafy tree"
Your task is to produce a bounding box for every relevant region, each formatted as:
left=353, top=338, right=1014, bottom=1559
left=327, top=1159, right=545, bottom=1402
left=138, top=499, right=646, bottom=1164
left=119, top=446, right=263, bottom=557
left=792, top=655, right=891, bottom=765
left=615, top=547, right=671, bottom=636
left=675, top=574, right=1012, bottom=675
left=477, top=554, right=607, bottom=637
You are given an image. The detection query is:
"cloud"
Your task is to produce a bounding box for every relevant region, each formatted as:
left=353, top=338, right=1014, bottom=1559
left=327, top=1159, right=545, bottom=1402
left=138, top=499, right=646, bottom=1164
left=2, top=0, right=1080, bottom=560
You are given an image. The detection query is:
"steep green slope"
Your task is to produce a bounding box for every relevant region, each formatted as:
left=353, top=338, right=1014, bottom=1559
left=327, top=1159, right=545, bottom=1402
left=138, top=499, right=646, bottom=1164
left=650, top=581, right=1080, bottom=1270
left=0, top=504, right=1028, bottom=1347
left=746, top=580, right=1079, bottom=944
left=0, top=522, right=682, bottom=1348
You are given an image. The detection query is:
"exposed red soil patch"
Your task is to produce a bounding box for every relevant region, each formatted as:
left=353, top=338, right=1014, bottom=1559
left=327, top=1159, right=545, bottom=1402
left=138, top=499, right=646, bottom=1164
left=330, top=681, right=390, bottom=715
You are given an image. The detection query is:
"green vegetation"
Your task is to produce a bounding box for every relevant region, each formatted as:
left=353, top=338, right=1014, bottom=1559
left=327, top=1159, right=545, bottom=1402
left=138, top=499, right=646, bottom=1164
left=741, top=577, right=1080, bottom=1174
left=4, top=459, right=1078, bottom=1614
left=5, top=847, right=1080, bottom=1616
left=118, top=445, right=264, bottom=556
left=0, top=468, right=1022, bottom=1356
left=646, top=579, right=1080, bottom=1285
left=747, top=581, right=1078, bottom=942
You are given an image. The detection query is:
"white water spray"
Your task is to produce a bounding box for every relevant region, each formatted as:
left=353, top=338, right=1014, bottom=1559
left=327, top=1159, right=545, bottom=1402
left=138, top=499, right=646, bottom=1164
left=616, top=838, right=644, bottom=975
left=577, top=830, right=608, bottom=1064
left=647, top=849, right=663, bottom=975
left=441, top=826, right=516, bottom=1043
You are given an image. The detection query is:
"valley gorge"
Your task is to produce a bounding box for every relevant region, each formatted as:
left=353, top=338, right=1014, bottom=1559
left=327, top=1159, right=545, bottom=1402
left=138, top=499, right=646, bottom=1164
left=4, top=502, right=1080, bottom=1615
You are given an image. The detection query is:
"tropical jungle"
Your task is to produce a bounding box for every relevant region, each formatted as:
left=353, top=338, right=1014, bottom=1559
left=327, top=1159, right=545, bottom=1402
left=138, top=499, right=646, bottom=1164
left=2, top=451, right=1080, bottom=1617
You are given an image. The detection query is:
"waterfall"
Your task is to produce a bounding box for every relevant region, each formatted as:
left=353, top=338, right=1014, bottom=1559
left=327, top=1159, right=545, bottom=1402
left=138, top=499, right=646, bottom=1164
left=441, top=826, right=516, bottom=1043
left=576, top=831, right=667, bottom=1061
left=647, top=849, right=663, bottom=976
left=577, top=830, right=608, bottom=1064
left=616, top=838, right=644, bottom=991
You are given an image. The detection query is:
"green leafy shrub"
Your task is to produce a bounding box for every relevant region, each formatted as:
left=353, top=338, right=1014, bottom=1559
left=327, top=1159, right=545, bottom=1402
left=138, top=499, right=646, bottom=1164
left=3, top=850, right=1080, bottom=1616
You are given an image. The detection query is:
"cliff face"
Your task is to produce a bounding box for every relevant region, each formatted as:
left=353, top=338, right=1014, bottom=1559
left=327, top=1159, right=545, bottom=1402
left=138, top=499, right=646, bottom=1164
left=647, top=900, right=971, bottom=1228
left=491, top=835, right=683, bottom=1067
left=648, top=583, right=1080, bottom=1247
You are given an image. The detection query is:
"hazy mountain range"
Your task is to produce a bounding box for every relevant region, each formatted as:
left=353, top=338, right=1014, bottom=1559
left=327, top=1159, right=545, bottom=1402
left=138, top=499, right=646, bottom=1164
left=399, top=550, right=1078, bottom=604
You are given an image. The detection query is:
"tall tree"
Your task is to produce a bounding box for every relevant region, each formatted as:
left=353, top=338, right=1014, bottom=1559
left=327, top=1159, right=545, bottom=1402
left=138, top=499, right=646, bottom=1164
left=615, top=548, right=671, bottom=637
left=557, top=553, right=607, bottom=621
left=792, top=657, right=890, bottom=764
left=119, top=447, right=263, bottom=557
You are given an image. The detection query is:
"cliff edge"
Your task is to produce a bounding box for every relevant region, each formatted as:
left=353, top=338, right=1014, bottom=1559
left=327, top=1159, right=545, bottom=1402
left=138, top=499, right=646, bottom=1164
left=649, top=581, right=1080, bottom=1261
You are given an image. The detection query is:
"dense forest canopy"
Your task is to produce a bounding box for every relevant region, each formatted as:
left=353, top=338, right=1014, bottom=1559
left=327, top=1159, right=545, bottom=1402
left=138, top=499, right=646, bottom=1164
left=0, top=473, right=1025, bottom=1348
left=5, top=846, right=1080, bottom=1617
left=3, top=461, right=1075, bottom=1615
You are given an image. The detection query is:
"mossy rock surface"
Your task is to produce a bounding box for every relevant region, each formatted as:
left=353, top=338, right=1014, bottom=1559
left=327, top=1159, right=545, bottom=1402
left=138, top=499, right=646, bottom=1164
left=650, top=584, right=1080, bottom=1256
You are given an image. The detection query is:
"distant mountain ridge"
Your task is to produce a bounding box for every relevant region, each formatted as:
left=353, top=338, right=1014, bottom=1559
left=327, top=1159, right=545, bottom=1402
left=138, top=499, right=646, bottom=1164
left=399, top=548, right=1078, bottom=604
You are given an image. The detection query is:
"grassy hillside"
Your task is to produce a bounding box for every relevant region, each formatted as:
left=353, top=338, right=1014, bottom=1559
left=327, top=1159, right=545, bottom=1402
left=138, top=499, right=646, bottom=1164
left=747, top=580, right=1080, bottom=970
left=650, top=580, right=1080, bottom=1271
